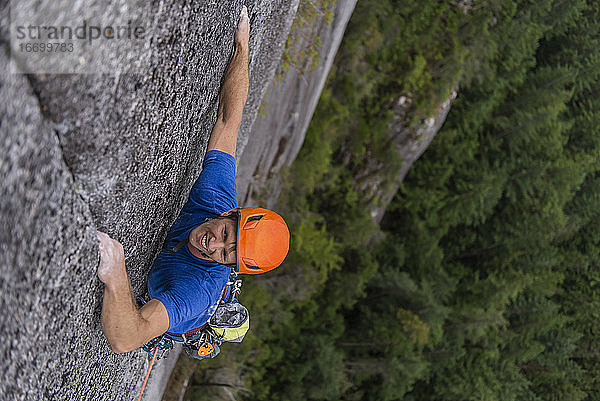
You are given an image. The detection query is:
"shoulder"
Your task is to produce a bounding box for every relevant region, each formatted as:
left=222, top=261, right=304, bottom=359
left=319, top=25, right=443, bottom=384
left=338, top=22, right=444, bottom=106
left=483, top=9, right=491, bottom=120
left=148, top=259, right=229, bottom=330
left=186, top=150, right=238, bottom=215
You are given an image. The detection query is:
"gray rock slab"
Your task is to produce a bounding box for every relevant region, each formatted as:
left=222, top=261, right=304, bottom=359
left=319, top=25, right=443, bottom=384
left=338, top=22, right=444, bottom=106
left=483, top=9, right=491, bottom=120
left=0, top=0, right=298, bottom=399
left=0, top=44, right=122, bottom=401
left=140, top=344, right=181, bottom=401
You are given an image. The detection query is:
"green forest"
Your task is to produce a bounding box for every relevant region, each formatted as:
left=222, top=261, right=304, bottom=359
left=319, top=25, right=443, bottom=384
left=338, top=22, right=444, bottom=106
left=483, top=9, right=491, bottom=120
left=176, top=0, right=600, bottom=399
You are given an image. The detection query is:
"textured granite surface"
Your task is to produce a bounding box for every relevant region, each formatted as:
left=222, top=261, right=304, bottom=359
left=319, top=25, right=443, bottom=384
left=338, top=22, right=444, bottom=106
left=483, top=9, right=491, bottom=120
left=0, top=1, right=298, bottom=400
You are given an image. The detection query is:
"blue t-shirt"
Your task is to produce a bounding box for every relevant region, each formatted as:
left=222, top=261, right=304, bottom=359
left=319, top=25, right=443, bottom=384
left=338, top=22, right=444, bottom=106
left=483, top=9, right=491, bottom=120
left=147, top=150, right=236, bottom=337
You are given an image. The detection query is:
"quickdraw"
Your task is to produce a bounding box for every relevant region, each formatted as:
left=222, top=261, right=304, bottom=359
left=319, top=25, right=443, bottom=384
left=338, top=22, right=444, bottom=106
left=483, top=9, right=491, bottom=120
left=141, top=334, right=173, bottom=360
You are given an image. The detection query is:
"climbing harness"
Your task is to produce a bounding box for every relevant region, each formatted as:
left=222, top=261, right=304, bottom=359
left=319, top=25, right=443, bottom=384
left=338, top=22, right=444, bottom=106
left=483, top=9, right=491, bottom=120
left=141, top=333, right=173, bottom=360
left=179, top=273, right=249, bottom=360
left=135, top=272, right=250, bottom=397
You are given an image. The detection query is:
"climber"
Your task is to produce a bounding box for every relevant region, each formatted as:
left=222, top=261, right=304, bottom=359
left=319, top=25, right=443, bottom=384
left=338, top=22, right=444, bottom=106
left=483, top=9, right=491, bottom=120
left=96, top=6, right=290, bottom=354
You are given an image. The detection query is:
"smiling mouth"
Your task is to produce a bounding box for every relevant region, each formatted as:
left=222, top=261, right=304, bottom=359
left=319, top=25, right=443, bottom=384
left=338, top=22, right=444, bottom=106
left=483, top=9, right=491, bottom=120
left=198, top=234, right=210, bottom=258
left=200, top=234, right=208, bottom=252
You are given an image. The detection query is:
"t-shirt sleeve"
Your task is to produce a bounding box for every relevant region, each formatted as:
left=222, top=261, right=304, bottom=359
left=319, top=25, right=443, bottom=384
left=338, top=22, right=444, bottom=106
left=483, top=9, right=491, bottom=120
left=183, top=150, right=237, bottom=215
left=152, top=284, right=211, bottom=331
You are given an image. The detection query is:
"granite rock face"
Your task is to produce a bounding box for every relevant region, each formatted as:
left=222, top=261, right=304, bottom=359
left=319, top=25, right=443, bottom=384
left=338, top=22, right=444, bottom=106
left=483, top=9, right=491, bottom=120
left=0, top=1, right=298, bottom=400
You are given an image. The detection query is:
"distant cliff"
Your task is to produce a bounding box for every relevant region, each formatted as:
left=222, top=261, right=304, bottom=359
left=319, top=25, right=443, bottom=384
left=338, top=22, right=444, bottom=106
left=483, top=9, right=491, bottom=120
left=0, top=1, right=298, bottom=400
left=236, top=0, right=455, bottom=223
left=237, top=0, right=358, bottom=208
left=350, top=90, right=457, bottom=224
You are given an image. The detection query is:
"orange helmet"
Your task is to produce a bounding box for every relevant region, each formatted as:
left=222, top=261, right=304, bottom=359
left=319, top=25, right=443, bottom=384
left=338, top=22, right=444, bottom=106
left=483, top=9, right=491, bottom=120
left=232, top=207, right=290, bottom=274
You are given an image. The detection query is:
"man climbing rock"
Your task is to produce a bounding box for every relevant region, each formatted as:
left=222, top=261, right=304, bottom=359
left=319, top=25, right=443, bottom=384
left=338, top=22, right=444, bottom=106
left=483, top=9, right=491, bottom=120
left=96, top=6, right=290, bottom=354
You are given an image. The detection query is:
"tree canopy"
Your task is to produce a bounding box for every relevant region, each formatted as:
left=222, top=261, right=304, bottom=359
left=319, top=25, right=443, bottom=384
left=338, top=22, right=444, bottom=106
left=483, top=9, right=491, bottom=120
left=182, top=1, right=600, bottom=399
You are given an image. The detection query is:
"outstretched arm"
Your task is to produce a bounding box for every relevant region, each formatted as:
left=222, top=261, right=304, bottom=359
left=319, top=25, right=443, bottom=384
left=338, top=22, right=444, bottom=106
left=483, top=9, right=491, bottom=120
left=97, top=231, right=169, bottom=353
left=207, top=6, right=250, bottom=158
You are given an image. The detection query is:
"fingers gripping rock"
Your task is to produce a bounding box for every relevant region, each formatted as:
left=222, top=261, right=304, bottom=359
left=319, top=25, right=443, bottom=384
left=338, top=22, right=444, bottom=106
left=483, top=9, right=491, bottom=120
left=235, top=6, right=250, bottom=48
left=96, top=230, right=125, bottom=284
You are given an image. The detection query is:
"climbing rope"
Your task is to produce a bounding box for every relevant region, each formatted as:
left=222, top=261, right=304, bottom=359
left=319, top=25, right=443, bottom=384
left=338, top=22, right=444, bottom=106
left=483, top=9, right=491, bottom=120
left=136, top=347, right=158, bottom=401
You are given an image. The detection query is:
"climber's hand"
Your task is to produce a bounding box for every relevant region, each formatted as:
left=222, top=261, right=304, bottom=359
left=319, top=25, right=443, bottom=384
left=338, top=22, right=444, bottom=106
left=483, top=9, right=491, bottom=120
left=96, top=230, right=127, bottom=286
left=235, top=5, right=249, bottom=50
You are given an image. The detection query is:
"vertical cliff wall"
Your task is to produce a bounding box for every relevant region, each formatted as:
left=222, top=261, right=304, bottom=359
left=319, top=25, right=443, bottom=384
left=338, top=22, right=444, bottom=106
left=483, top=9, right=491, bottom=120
left=236, top=0, right=358, bottom=207
left=236, top=0, right=454, bottom=221
left=0, top=1, right=298, bottom=400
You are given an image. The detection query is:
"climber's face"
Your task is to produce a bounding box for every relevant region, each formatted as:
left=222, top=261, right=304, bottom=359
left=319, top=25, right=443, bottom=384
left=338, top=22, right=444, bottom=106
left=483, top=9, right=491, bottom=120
left=189, top=216, right=237, bottom=265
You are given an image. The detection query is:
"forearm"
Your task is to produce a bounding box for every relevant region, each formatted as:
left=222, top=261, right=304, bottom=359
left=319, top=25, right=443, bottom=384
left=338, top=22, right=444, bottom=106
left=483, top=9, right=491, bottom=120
left=206, top=7, right=250, bottom=156
left=207, top=44, right=249, bottom=155
left=101, top=277, right=146, bottom=353
left=218, top=43, right=249, bottom=127
left=97, top=231, right=168, bottom=353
